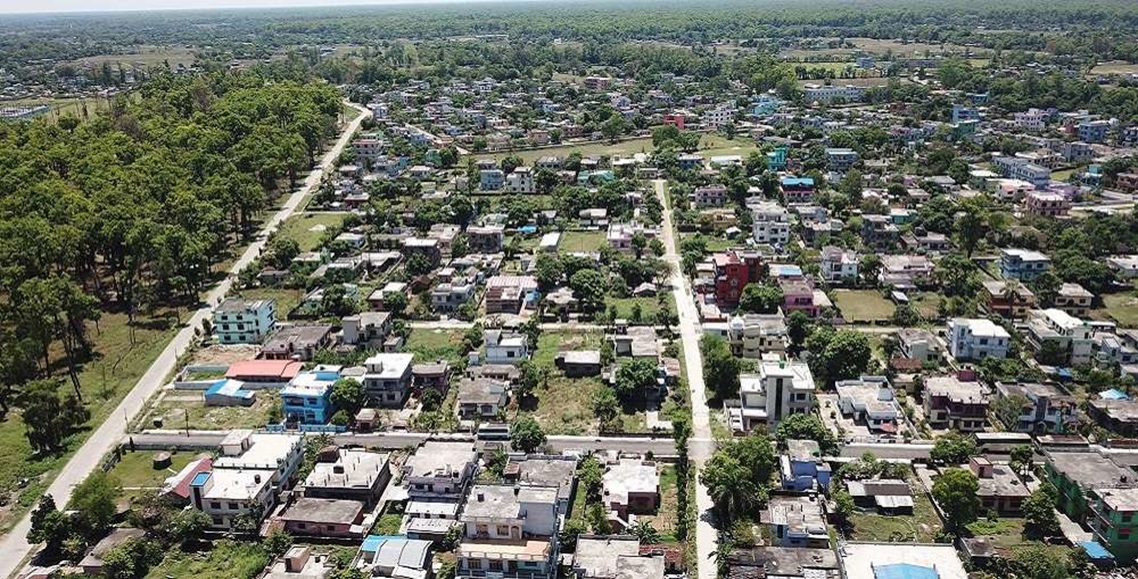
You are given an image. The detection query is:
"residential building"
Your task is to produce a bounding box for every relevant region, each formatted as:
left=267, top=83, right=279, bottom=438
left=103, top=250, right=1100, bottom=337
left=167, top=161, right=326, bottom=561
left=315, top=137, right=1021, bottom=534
left=764, top=496, right=829, bottom=549
left=1087, top=398, right=1138, bottom=437
left=467, top=225, right=505, bottom=253
left=780, top=439, right=832, bottom=492
left=456, top=378, right=509, bottom=419
left=506, top=167, right=535, bottom=194
left=728, top=360, right=815, bottom=433
left=1108, top=255, right=1138, bottom=279
left=1055, top=283, right=1093, bottom=317
left=846, top=479, right=912, bottom=513
left=1014, top=108, right=1048, bottom=131
left=189, top=467, right=276, bottom=531
left=276, top=497, right=365, bottom=538
left=1089, top=487, right=1138, bottom=563
left=456, top=484, right=559, bottom=579
left=203, top=378, right=255, bottom=407
left=214, top=430, right=304, bottom=486
left=947, top=318, right=1010, bottom=361
left=980, top=280, right=1036, bottom=320
left=999, top=248, right=1051, bottom=281
left=840, top=543, right=968, bottom=579
left=602, top=459, right=660, bottom=522
left=692, top=184, right=728, bottom=207
left=994, top=381, right=1076, bottom=434
left=302, top=449, right=391, bottom=507
left=710, top=250, right=764, bottom=307
left=704, top=313, right=788, bottom=359
left=992, top=156, right=1051, bottom=188
left=341, top=311, right=392, bottom=347
left=819, top=246, right=858, bottom=283
left=896, top=328, right=942, bottom=364
left=357, top=536, right=434, bottom=578
left=402, top=441, right=477, bottom=501
left=555, top=350, right=602, bottom=377
left=480, top=168, right=505, bottom=191
left=726, top=546, right=839, bottom=579
left=780, top=176, right=815, bottom=203
left=835, top=376, right=901, bottom=434
left=280, top=366, right=340, bottom=424
left=802, top=84, right=865, bottom=103
left=779, top=277, right=817, bottom=316
left=971, top=457, right=1030, bottom=515
left=1045, top=450, right=1135, bottom=521
left=262, top=325, right=334, bottom=361
left=923, top=374, right=989, bottom=432
left=1024, top=191, right=1071, bottom=217
left=879, top=254, right=935, bottom=289
left=572, top=537, right=665, bottom=579
left=750, top=200, right=791, bottom=246
left=362, top=353, right=415, bottom=406
left=1025, top=308, right=1093, bottom=366
left=606, top=222, right=657, bottom=254
left=431, top=281, right=477, bottom=313
left=484, top=329, right=530, bottom=365
left=860, top=214, right=899, bottom=251
left=214, top=298, right=276, bottom=344
left=502, top=455, right=578, bottom=516
left=1078, top=119, right=1111, bottom=143
left=824, top=148, right=858, bottom=172
left=584, top=76, right=612, bottom=90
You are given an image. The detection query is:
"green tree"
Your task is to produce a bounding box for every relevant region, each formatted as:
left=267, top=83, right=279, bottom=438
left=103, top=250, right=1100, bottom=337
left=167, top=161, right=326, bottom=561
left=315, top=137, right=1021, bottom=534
left=592, top=387, right=621, bottom=431
left=533, top=254, right=563, bottom=291
left=702, top=452, right=759, bottom=524
left=1028, top=270, right=1062, bottom=307
left=831, top=485, right=855, bottom=532
left=510, top=415, right=546, bottom=453
left=1022, top=486, right=1061, bottom=539
left=21, top=378, right=90, bottom=454
left=165, top=509, right=211, bottom=547
left=405, top=253, right=433, bottom=277
left=559, top=518, right=588, bottom=551
left=859, top=254, right=883, bottom=286
left=263, top=530, right=294, bottom=557
left=68, top=470, right=121, bottom=535
left=929, top=432, right=978, bottom=465
left=330, top=378, right=367, bottom=417
left=570, top=269, right=608, bottom=312
left=614, top=358, right=659, bottom=403
left=628, top=520, right=661, bottom=544
left=738, top=283, right=783, bottom=314
left=786, top=310, right=812, bottom=353
left=806, top=329, right=871, bottom=385
left=700, top=335, right=740, bottom=401
left=516, top=360, right=547, bottom=401
left=932, top=467, right=981, bottom=534
left=384, top=291, right=409, bottom=317
left=28, top=495, right=71, bottom=556
left=1008, top=544, right=1070, bottom=579
left=1010, top=444, right=1035, bottom=478
left=774, top=413, right=838, bottom=455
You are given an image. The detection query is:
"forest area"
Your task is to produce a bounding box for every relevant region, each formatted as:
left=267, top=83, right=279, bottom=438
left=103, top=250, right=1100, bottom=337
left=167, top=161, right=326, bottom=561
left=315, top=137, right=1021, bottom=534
left=0, top=72, right=341, bottom=528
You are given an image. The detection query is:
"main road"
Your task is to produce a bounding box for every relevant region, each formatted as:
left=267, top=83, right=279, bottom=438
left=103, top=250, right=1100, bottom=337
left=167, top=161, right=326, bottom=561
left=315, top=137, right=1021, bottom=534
left=655, top=179, right=718, bottom=579
left=0, top=102, right=371, bottom=578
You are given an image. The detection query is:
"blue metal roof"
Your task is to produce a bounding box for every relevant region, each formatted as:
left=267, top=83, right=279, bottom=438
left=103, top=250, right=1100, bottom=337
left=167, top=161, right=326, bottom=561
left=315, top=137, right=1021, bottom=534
left=1101, top=388, right=1131, bottom=401
left=1080, top=540, right=1114, bottom=560
left=361, top=534, right=407, bottom=553
left=873, top=563, right=939, bottom=579
left=780, top=176, right=814, bottom=187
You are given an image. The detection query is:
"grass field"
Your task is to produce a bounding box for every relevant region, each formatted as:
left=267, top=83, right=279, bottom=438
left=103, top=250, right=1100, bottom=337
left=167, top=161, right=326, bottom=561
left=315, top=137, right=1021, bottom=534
left=605, top=296, right=674, bottom=321
left=848, top=487, right=942, bottom=542
left=109, top=450, right=197, bottom=489
left=233, top=287, right=307, bottom=320
left=559, top=230, right=608, bottom=252
left=912, top=292, right=943, bottom=320
left=146, top=541, right=269, bottom=579
left=373, top=513, right=403, bottom=535
left=148, top=391, right=279, bottom=431
left=524, top=331, right=622, bottom=435
left=406, top=329, right=467, bottom=365
left=274, top=212, right=346, bottom=252
left=1092, top=61, right=1138, bottom=75
left=642, top=464, right=680, bottom=542
left=832, top=289, right=895, bottom=322
left=73, top=45, right=197, bottom=69
left=699, top=134, right=760, bottom=158
left=966, top=517, right=1073, bottom=558
left=0, top=96, right=112, bottom=121
left=0, top=307, right=181, bottom=532
left=1101, top=293, right=1138, bottom=327
left=484, top=137, right=655, bottom=165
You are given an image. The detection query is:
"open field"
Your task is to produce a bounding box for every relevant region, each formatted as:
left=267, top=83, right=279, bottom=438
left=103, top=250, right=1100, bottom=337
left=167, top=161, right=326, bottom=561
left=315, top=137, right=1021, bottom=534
left=0, top=308, right=180, bottom=532
left=484, top=137, right=654, bottom=164
left=1092, top=61, right=1138, bottom=75
left=0, top=96, right=112, bottom=120
left=146, top=391, right=279, bottom=431
left=108, top=450, right=198, bottom=489
left=847, top=486, right=942, bottom=542
left=71, top=45, right=197, bottom=69
left=406, top=329, right=466, bottom=365
left=699, top=134, right=760, bottom=158
left=559, top=230, right=608, bottom=252
left=966, top=517, right=1073, bottom=558
left=145, top=541, right=269, bottom=579
left=233, top=287, right=306, bottom=319
left=274, top=212, right=346, bottom=252
left=605, top=296, right=675, bottom=321
left=832, top=289, right=895, bottom=322
left=1100, top=293, right=1138, bottom=327
left=642, top=464, right=680, bottom=542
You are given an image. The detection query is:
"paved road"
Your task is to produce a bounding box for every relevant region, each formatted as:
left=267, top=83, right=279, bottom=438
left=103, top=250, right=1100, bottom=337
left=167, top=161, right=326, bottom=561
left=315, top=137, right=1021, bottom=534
left=655, top=179, right=717, bottom=579
left=125, top=429, right=711, bottom=456
left=0, top=102, right=371, bottom=578
left=407, top=320, right=609, bottom=331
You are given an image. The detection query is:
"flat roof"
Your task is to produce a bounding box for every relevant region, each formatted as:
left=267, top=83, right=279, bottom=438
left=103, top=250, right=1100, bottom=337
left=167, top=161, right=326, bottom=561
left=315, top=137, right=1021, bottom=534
left=304, top=449, right=389, bottom=490
left=280, top=497, right=363, bottom=524
left=840, top=543, right=967, bottom=579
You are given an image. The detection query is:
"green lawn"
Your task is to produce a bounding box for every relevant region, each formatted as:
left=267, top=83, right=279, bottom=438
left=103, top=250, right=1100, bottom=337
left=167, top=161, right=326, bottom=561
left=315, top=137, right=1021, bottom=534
left=643, top=464, right=680, bottom=542
left=0, top=308, right=181, bottom=532
left=605, top=296, right=673, bottom=322
left=832, top=289, right=895, bottom=322
left=146, top=541, right=269, bottom=579
left=109, top=450, right=197, bottom=489
left=699, top=134, right=760, bottom=158
left=1101, top=293, right=1138, bottom=327
left=848, top=488, right=942, bottom=542
left=274, top=212, right=346, bottom=252
left=232, top=287, right=307, bottom=319
left=912, top=292, right=943, bottom=320
left=522, top=331, right=628, bottom=435
left=966, top=517, right=1073, bottom=558
left=406, top=329, right=467, bottom=365
left=559, top=230, right=608, bottom=252
left=373, top=513, right=403, bottom=535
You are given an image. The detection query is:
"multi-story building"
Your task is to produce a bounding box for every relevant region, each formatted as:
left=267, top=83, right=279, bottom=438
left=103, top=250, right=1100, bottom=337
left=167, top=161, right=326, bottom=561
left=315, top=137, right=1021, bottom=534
left=280, top=366, right=340, bottom=425
left=980, top=280, right=1037, bottom=320
left=1078, top=119, right=1111, bottom=143
left=802, top=84, right=865, bottom=103
left=303, top=449, right=391, bottom=507
left=992, top=156, right=1051, bottom=188
left=1026, top=308, right=1094, bottom=366
left=860, top=214, right=900, bottom=251
left=480, top=168, right=505, bottom=191
left=583, top=76, right=612, bottom=90
left=189, top=467, right=277, bottom=531
left=703, top=313, right=788, bottom=359
left=779, top=278, right=818, bottom=316
left=994, top=382, right=1077, bottom=434
left=999, top=248, right=1052, bottom=281
left=1024, top=191, right=1071, bottom=217
left=1055, top=283, right=1093, bottom=317
left=484, top=329, right=530, bottom=365
left=1045, top=450, right=1134, bottom=522
left=402, top=441, right=477, bottom=501
left=710, top=250, right=764, bottom=306
left=819, top=246, right=858, bottom=283
left=728, top=360, right=815, bottom=433
left=691, top=184, right=729, bottom=207
left=780, top=439, right=832, bottom=492
left=766, top=496, right=829, bottom=549
left=947, top=318, right=1010, bottom=361
left=214, top=298, right=276, bottom=344
left=749, top=200, right=791, bottom=246
left=601, top=459, right=660, bottom=519
left=606, top=222, right=657, bottom=254
left=835, top=376, right=900, bottom=434
left=1087, top=398, right=1138, bottom=438
left=506, top=167, right=535, bottom=194
left=362, top=353, right=415, bottom=406
left=879, top=254, right=935, bottom=289
left=896, top=328, right=942, bottom=364
left=1014, top=108, right=1048, bottom=131
left=467, top=225, right=505, bottom=253
left=824, top=148, right=859, bottom=172
left=456, top=484, right=560, bottom=579
left=1089, top=487, right=1138, bottom=563
left=780, top=176, right=815, bottom=203
left=923, top=374, right=989, bottom=432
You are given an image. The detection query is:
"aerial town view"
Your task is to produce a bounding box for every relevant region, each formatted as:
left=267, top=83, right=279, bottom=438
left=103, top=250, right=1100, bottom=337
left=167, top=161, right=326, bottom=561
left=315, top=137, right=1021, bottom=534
left=3, top=0, right=1138, bottom=578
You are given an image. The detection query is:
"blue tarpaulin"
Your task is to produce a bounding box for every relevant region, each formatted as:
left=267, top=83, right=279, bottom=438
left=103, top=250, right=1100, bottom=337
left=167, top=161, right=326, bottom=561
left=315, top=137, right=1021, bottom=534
left=873, top=563, right=939, bottom=579
left=1080, top=540, right=1114, bottom=561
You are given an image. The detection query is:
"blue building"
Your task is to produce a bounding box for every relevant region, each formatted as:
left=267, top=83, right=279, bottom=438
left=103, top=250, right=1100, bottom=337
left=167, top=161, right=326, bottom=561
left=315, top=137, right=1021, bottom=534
left=203, top=378, right=256, bottom=407
left=479, top=168, right=504, bottom=191
left=281, top=364, right=341, bottom=424
left=766, top=147, right=788, bottom=171
left=780, top=440, right=832, bottom=492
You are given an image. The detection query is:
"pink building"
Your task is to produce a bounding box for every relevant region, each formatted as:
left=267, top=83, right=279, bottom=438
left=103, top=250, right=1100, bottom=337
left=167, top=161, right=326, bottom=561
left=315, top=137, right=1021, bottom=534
left=1024, top=191, right=1070, bottom=217
left=779, top=277, right=818, bottom=316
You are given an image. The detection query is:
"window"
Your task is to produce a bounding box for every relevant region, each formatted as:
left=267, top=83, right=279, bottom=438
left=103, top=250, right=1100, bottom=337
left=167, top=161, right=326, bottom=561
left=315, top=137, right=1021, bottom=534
left=468, top=560, right=481, bottom=570
left=210, top=502, right=221, bottom=510
left=212, top=516, right=223, bottom=525
left=489, top=560, right=503, bottom=571
left=228, top=502, right=239, bottom=510
left=497, top=525, right=510, bottom=536
left=298, top=522, right=307, bottom=529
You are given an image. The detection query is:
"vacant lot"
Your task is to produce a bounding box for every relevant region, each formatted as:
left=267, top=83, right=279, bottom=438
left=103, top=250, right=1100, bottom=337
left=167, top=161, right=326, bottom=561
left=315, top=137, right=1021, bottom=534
left=1101, top=293, right=1138, bottom=327
left=605, top=296, right=674, bottom=322
left=233, top=287, right=306, bottom=319
left=832, top=290, right=895, bottom=322
left=73, top=45, right=197, bottom=70
left=1092, top=61, right=1138, bottom=75
left=109, top=450, right=198, bottom=489
left=559, top=230, right=608, bottom=252
left=848, top=486, right=942, bottom=542
left=699, top=134, right=760, bottom=158
left=274, top=212, right=346, bottom=252
left=406, top=329, right=466, bottom=365
left=146, top=391, right=278, bottom=431
left=146, top=541, right=269, bottom=579
left=641, top=464, right=680, bottom=542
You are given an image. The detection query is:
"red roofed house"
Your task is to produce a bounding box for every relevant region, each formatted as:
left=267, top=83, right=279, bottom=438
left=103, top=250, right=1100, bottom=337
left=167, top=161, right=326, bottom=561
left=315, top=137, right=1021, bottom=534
left=712, top=250, right=764, bottom=307
left=161, top=457, right=213, bottom=505
left=226, top=359, right=304, bottom=385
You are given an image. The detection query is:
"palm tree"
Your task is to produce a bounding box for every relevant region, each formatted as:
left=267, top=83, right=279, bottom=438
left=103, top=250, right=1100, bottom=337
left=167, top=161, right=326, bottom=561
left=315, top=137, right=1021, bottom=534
left=999, top=279, right=1024, bottom=321
left=628, top=520, right=661, bottom=544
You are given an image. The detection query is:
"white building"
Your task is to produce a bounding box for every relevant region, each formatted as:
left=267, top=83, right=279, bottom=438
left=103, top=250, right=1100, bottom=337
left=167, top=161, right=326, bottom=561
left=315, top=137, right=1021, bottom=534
left=189, top=467, right=276, bottom=531
left=402, top=441, right=477, bottom=501
left=361, top=352, right=415, bottom=406
left=213, top=430, right=304, bottom=487
left=214, top=298, right=276, bottom=344
left=835, top=376, right=900, bottom=434
left=750, top=200, right=791, bottom=246
left=505, top=166, right=535, bottom=194
left=1014, top=108, right=1048, bottom=131
left=1026, top=308, right=1093, bottom=366
left=819, top=246, right=859, bottom=283
left=803, top=84, right=865, bottom=103
left=456, top=484, right=560, bottom=579
left=484, top=329, right=530, bottom=365
left=728, top=360, right=814, bottom=433
left=703, top=314, right=788, bottom=359
left=947, top=318, right=1010, bottom=361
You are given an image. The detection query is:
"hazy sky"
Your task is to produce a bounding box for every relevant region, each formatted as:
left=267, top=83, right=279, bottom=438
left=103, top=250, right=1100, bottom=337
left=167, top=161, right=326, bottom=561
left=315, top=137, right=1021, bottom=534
left=0, top=0, right=487, bottom=15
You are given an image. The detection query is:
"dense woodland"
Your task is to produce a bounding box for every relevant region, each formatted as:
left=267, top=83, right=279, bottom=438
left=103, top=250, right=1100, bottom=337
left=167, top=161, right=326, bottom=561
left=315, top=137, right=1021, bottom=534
left=0, top=73, right=340, bottom=442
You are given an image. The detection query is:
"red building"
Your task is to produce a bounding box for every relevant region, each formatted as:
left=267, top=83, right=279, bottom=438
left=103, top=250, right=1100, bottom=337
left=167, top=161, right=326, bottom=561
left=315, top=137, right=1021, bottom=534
left=664, top=113, right=686, bottom=130
left=712, top=250, right=764, bottom=306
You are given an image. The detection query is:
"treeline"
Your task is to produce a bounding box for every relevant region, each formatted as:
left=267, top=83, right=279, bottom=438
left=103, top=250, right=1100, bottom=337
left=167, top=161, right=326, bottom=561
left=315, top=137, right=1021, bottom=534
left=0, top=72, right=340, bottom=438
